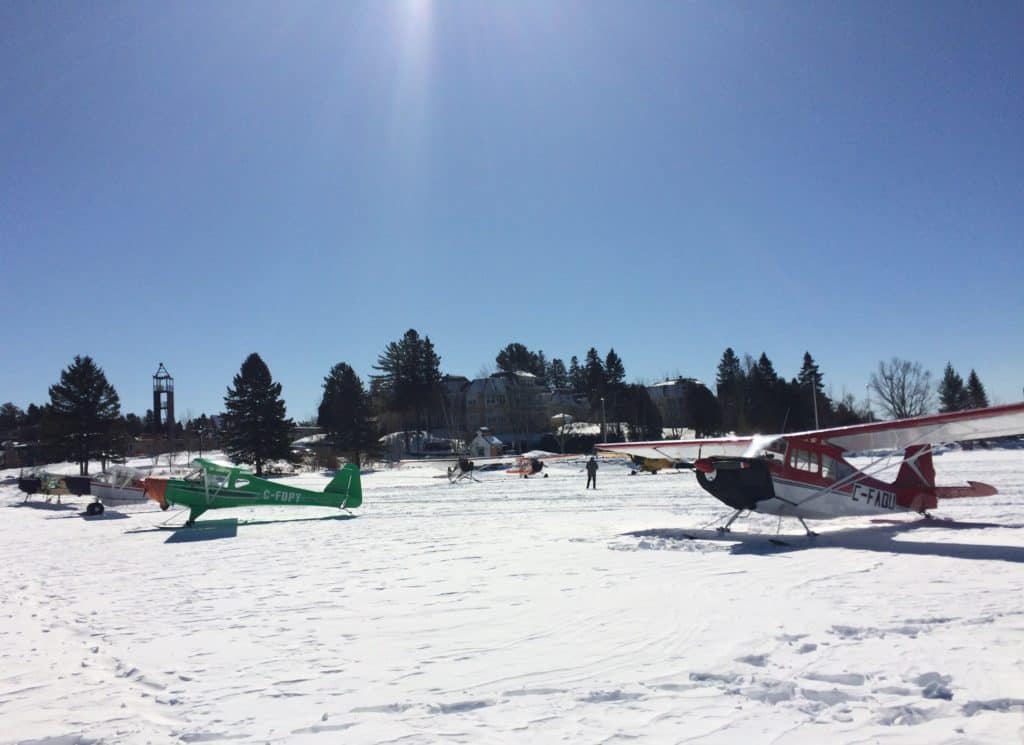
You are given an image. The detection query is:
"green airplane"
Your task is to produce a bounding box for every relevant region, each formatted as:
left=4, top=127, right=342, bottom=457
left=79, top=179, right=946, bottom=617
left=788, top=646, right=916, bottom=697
left=143, top=458, right=362, bottom=526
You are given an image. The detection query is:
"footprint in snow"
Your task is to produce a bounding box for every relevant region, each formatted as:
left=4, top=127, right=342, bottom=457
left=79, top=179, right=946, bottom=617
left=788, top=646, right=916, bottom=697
left=962, top=698, right=1024, bottom=716
left=427, top=699, right=493, bottom=714
left=580, top=689, right=643, bottom=703
left=735, top=654, right=768, bottom=667
left=803, top=672, right=865, bottom=687
left=912, top=672, right=953, bottom=700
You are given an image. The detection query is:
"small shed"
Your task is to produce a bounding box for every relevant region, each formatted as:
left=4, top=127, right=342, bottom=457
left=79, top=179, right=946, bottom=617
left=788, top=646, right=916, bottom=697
left=469, top=428, right=504, bottom=458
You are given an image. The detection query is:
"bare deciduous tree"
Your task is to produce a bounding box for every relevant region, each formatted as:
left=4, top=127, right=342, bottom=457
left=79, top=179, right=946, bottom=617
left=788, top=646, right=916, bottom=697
left=869, top=358, right=932, bottom=419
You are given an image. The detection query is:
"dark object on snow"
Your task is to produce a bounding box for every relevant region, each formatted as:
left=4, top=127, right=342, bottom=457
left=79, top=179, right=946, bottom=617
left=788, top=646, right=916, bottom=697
left=586, top=456, right=598, bottom=489
left=448, top=458, right=478, bottom=483
left=18, top=477, right=42, bottom=500
left=63, top=476, right=92, bottom=496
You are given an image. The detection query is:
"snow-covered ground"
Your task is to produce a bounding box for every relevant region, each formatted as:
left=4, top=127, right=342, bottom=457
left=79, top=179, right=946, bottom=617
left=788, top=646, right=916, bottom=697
left=2, top=450, right=1022, bottom=744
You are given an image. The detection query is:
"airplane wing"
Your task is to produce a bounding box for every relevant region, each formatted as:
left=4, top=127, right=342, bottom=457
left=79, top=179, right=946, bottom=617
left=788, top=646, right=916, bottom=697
left=596, top=436, right=755, bottom=461
left=783, top=401, right=1024, bottom=452
left=191, top=458, right=242, bottom=475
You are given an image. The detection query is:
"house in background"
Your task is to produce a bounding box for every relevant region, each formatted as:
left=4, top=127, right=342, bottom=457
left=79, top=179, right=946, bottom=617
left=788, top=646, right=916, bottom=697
left=469, top=428, right=504, bottom=457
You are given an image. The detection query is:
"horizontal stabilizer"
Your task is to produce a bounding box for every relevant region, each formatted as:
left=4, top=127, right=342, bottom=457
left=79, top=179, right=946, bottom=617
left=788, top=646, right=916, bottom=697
left=936, top=481, right=998, bottom=499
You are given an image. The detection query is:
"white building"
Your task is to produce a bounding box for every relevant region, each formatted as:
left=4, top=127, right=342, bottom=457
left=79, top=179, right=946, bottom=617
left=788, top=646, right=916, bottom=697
left=469, top=428, right=504, bottom=457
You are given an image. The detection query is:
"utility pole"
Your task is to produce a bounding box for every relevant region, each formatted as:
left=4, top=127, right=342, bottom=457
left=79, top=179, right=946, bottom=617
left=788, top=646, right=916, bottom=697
left=811, top=382, right=819, bottom=429
left=601, top=397, right=607, bottom=443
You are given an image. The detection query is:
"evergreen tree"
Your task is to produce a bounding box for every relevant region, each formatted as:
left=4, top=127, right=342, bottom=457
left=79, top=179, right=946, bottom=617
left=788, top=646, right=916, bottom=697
left=495, top=343, right=539, bottom=374
left=371, top=329, right=443, bottom=432
left=938, top=363, right=968, bottom=412
left=797, top=352, right=825, bottom=427
left=47, top=355, right=122, bottom=475
left=547, top=358, right=569, bottom=390
left=681, top=381, right=722, bottom=437
left=716, top=348, right=743, bottom=389
left=568, top=356, right=584, bottom=393
left=614, top=384, right=662, bottom=441
left=124, top=413, right=144, bottom=436
left=715, top=347, right=745, bottom=433
left=222, top=353, right=294, bottom=475
left=746, top=353, right=782, bottom=431
left=23, top=403, right=44, bottom=426
left=0, top=402, right=23, bottom=433
left=535, top=350, right=549, bottom=388
left=318, top=362, right=374, bottom=466
left=797, top=352, right=824, bottom=393
left=965, top=370, right=989, bottom=409
left=605, top=349, right=626, bottom=386
left=583, top=347, right=607, bottom=407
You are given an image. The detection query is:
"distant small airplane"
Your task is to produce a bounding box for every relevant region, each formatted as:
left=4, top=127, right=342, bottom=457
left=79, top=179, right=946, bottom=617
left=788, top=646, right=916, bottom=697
left=628, top=456, right=687, bottom=475
left=448, top=457, right=479, bottom=483
left=597, top=402, right=1024, bottom=535
left=508, top=456, right=547, bottom=478
left=143, top=459, right=362, bottom=526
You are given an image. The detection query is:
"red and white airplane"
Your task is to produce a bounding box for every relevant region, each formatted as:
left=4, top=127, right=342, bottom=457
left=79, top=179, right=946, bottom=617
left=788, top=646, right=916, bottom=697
left=596, top=402, right=1024, bottom=535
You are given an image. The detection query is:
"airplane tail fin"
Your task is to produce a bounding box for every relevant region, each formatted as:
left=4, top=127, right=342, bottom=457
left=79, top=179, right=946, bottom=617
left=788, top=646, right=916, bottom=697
left=324, top=464, right=362, bottom=509
left=894, top=445, right=935, bottom=489
left=894, top=445, right=998, bottom=508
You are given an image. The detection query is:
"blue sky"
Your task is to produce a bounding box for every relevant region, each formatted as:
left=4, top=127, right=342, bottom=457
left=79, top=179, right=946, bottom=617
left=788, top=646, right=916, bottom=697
left=2, top=1, right=1022, bottom=421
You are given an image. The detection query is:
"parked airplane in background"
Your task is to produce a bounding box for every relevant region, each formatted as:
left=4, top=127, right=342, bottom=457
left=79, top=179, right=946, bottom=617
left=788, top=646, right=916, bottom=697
left=143, top=459, right=362, bottom=526
left=597, top=402, right=1024, bottom=534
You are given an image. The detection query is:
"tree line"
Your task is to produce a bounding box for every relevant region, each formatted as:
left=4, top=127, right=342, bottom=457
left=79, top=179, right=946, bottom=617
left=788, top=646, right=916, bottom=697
left=0, top=334, right=998, bottom=474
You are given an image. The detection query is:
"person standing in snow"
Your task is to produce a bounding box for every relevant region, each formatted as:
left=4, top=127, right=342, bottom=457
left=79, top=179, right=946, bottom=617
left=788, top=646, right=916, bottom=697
left=586, top=456, right=598, bottom=489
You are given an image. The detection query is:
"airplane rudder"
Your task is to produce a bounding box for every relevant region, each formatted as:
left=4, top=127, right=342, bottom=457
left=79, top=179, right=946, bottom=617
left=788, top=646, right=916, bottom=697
left=325, top=463, right=362, bottom=508
left=895, top=445, right=935, bottom=488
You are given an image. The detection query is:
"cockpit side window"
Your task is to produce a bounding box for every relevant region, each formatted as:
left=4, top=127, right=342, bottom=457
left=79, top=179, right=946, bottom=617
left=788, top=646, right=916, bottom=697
left=791, top=448, right=819, bottom=473
left=821, top=454, right=836, bottom=480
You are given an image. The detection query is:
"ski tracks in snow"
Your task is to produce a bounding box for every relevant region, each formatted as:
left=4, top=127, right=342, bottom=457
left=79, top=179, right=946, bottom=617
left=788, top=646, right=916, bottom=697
left=1, top=449, right=1022, bottom=743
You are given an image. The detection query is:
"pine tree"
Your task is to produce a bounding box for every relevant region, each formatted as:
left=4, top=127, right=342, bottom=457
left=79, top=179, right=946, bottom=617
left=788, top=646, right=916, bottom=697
left=681, top=381, right=722, bottom=437
left=535, top=350, right=549, bottom=387
left=318, top=362, right=374, bottom=466
left=746, top=353, right=782, bottom=431
left=372, top=329, right=443, bottom=432
left=797, top=352, right=824, bottom=393
left=716, top=348, right=743, bottom=389
left=48, top=355, right=121, bottom=475
left=547, top=358, right=569, bottom=390
left=615, top=384, right=662, bottom=441
left=568, top=356, right=584, bottom=393
left=797, top=352, right=825, bottom=427
left=495, top=343, right=537, bottom=374
left=0, top=402, right=23, bottom=433
left=222, top=353, right=294, bottom=475
left=583, top=347, right=607, bottom=406
left=605, top=349, right=626, bottom=386
left=965, top=370, right=989, bottom=409
left=938, top=363, right=968, bottom=412
left=715, top=348, right=745, bottom=433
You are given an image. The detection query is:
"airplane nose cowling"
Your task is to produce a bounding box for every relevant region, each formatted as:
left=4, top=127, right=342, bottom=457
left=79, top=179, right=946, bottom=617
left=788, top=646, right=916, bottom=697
left=143, top=477, right=168, bottom=510
left=695, top=457, right=774, bottom=511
